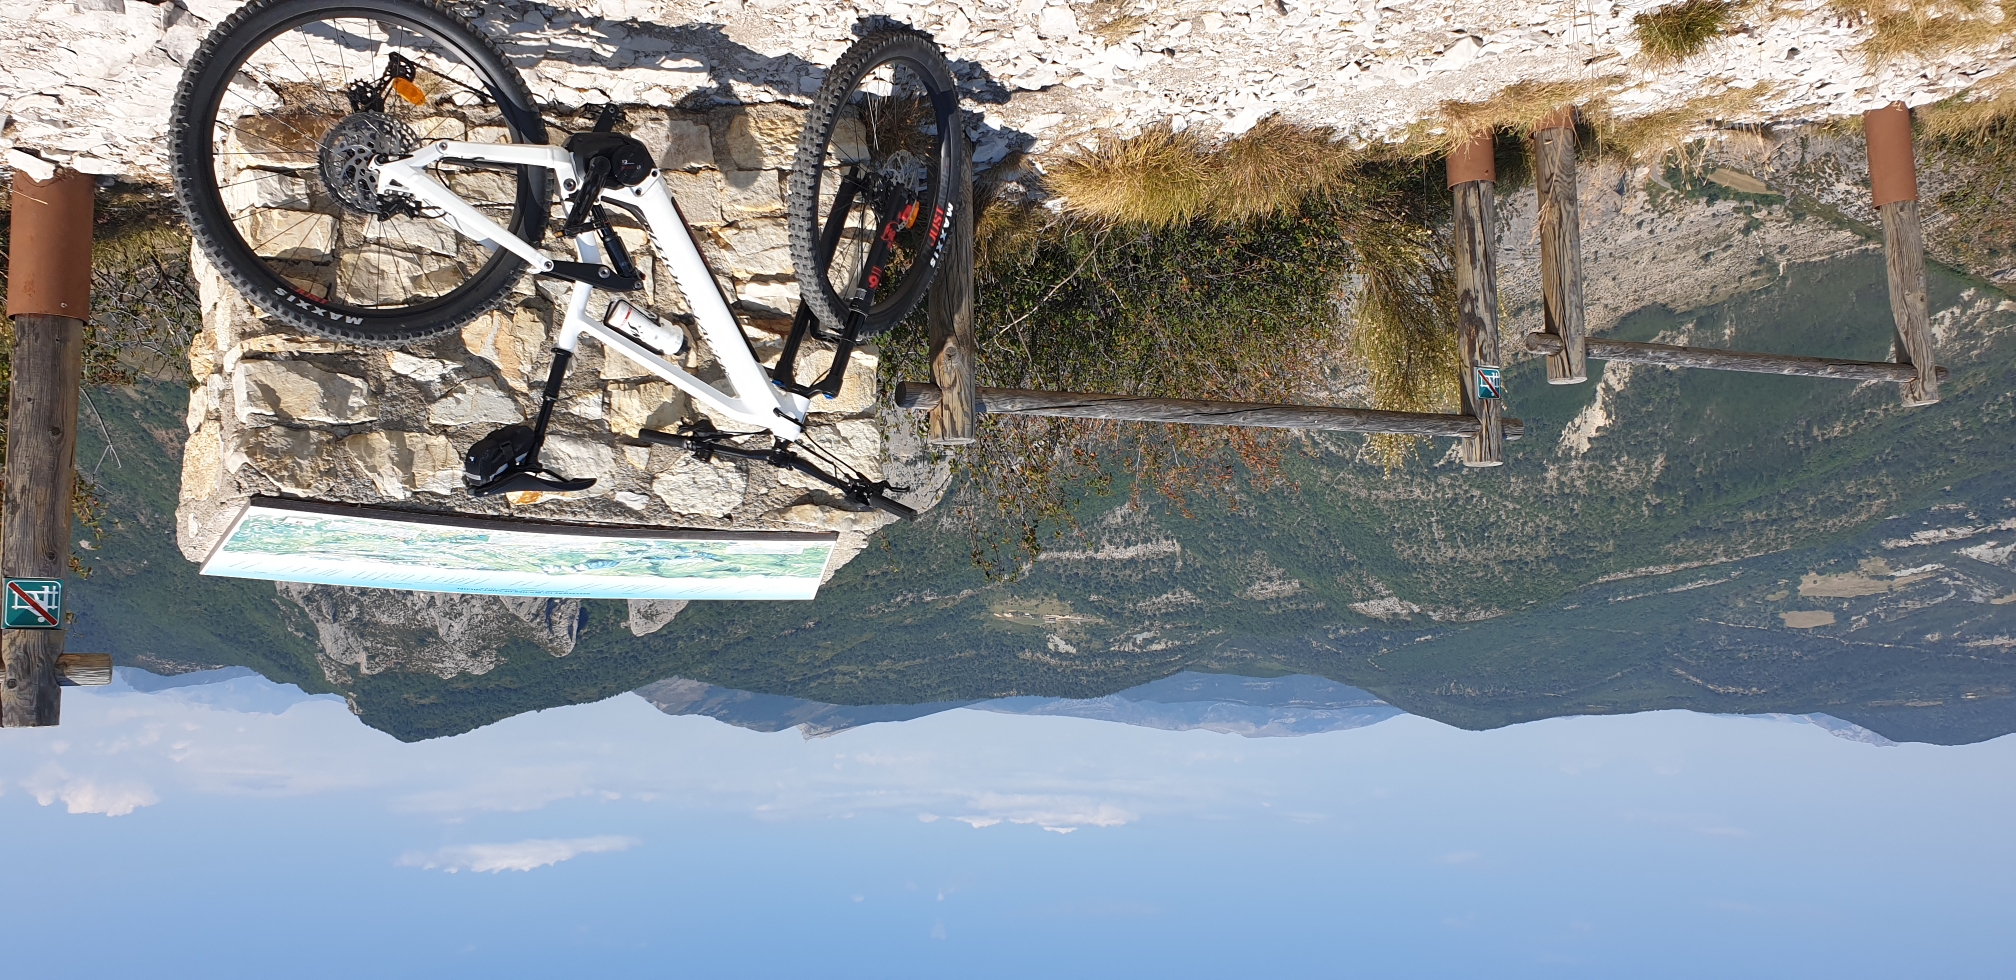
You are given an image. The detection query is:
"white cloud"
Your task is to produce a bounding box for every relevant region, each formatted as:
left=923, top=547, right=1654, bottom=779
left=397, top=835, right=638, bottom=873
left=949, top=794, right=1137, bottom=832
left=24, top=767, right=158, bottom=816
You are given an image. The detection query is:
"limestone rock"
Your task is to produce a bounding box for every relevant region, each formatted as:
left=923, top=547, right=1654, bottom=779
left=769, top=503, right=897, bottom=534
left=386, top=351, right=456, bottom=383
left=628, top=598, right=689, bottom=636
left=240, top=210, right=336, bottom=261
left=562, top=393, right=606, bottom=420
left=606, top=381, right=688, bottom=437
left=237, top=424, right=338, bottom=497
left=234, top=358, right=376, bottom=425
left=734, top=277, right=799, bottom=316
left=636, top=114, right=715, bottom=171
left=179, top=417, right=225, bottom=505
left=721, top=104, right=803, bottom=170
left=460, top=307, right=551, bottom=391
left=543, top=434, right=617, bottom=488
left=662, top=170, right=725, bottom=226
left=781, top=347, right=880, bottom=417
left=428, top=376, right=522, bottom=426
left=718, top=221, right=793, bottom=278
left=342, top=430, right=462, bottom=497
left=719, top=169, right=785, bottom=221
left=651, top=455, right=747, bottom=516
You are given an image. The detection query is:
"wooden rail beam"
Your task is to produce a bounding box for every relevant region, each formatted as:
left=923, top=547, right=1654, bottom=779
left=56, top=653, right=111, bottom=687
left=895, top=382, right=1523, bottom=440
left=923, top=123, right=978, bottom=445
left=1534, top=106, right=1587, bottom=385
left=1526, top=333, right=1951, bottom=383
left=3, top=165, right=93, bottom=728
left=1448, top=129, right=1505, bottom=466
left=1866, top=101, right=1940, bottom=406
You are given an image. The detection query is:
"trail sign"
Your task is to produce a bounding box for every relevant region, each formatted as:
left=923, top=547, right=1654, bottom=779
left=4, top=579, right=63, bottom=629
left=1474, top=365, right=1504, bottom=400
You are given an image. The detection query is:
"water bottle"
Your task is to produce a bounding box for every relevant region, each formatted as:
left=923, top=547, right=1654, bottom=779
left=602, top=299, right=688, bottom=357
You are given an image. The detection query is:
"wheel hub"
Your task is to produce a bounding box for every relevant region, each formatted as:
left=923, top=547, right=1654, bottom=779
left=873, top=149, right=928, bottom=194
left=319, top=111, right=419, bottom=216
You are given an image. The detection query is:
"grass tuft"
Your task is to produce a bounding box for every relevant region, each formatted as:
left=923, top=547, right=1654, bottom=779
left=1348, top=225, right=1460, bottom=470
left=1596, top=82, right=1783, bottom=165
left=1047, top=118, right=1359, bottom=228
left=1831, top=0, right=2016, bottom=65
left=1424, top=77, right=1625, bottom=156
left=1046, top=124, right=1217, bottom=228
left=1918, top=83, right=2016, bottom=145
left=1633, top=0, right=1745, bottom=66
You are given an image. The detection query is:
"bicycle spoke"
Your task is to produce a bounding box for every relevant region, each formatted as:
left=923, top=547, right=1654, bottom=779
left=199, top=11, right=532, bottom=316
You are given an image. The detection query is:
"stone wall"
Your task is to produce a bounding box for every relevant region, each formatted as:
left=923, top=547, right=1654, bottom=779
left=176, top=104, right=949, bottom=636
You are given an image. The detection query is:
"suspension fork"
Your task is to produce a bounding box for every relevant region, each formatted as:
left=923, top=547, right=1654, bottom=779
left=771, top=172, right=912, bottom=399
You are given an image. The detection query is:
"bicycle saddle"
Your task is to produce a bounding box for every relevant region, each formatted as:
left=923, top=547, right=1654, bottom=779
left=464, top=423, right=596, bottom=497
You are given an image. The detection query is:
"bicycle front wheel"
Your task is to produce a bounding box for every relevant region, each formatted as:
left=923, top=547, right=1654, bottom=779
left=787, top=30, right=961, bottom=340
left=170, top=0, right=548, bottom=346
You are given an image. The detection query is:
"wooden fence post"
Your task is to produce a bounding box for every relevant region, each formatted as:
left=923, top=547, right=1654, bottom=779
left=3, top=165, right=93, bottom=727
left=1448, top=130, right=1503, bottom=466
left=1865, top=101, right=1939, bottom=407
left=1534, top=106, right=1586, bottom=385
left=924, top=126, right=977, bottom=445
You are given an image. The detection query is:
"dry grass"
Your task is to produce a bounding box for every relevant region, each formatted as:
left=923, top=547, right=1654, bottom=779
left=1084, top=0, right=1150, bottom=41
left=1047, top=118, right=1359, bottom=228
left=1917, top=80, right=2016, bottom=144
left=1920, top=82, right=2016, bottom=276
left=1035, top=121, right=1463, bottom=472
left=1347, top=226, right=1460, bottom=469
left=1046, top=125, right=1216, bottom=228
left=1596, top=82, right=1784, bottom=165
left=1830, top=0, right=2016, bottom=65
left=1633, top=0, right=1745, bottom=66
left=1420, top=77, right=1626, bottom=156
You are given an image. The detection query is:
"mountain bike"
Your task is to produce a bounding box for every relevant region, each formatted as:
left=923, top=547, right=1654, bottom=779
left=168, top=0, right=963, bottom=518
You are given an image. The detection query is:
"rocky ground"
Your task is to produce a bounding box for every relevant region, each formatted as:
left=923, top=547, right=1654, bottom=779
left=6, top=0, right=2012, bottom=182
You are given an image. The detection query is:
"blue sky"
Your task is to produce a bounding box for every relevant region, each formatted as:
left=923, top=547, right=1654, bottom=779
left=4, top=673, right=2011, bottom=978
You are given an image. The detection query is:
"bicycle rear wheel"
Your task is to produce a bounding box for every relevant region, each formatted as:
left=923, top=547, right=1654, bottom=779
left=170, top=0, right=547, bottom=346
left=787, top=30, right=961, bottom=340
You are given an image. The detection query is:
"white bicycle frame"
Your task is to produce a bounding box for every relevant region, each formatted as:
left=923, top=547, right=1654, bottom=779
left=376, top=139, right=811, bottom=442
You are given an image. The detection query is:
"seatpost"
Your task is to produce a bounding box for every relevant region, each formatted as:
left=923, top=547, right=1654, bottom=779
left=526, top=349, right=572, bottom=466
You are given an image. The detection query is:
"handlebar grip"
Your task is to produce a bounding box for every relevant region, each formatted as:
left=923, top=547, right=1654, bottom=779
left=866, top=493, right=919, bottom=521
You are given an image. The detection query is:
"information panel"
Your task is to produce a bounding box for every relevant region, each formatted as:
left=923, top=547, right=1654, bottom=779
left=201, top=497, right=837, bottom=601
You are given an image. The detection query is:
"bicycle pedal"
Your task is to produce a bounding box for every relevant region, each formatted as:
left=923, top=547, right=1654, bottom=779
left=469, top=470, right=597, bottom=497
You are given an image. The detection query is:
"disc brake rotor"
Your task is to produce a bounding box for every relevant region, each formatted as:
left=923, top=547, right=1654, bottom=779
left=319, top=111, right=420, bottom=216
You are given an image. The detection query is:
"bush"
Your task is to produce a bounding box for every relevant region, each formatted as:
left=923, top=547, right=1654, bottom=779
left=886, top=131, right=1456, bottom=574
